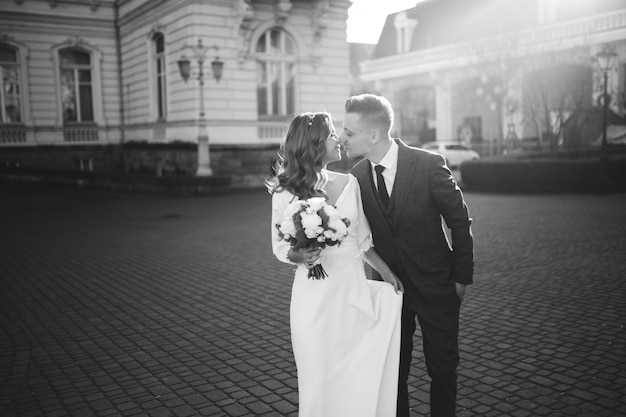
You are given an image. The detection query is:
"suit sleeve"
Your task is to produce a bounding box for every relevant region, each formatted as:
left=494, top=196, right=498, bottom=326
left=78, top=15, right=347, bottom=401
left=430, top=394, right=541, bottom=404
left=271, top=192, right=296, bottom=265
left=351, top=175, right=374, bottom=253
left=429, top=154, right=474, bottom=285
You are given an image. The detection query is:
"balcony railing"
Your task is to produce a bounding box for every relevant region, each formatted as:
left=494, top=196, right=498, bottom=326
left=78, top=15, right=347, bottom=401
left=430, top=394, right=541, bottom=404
left=63, top=127, right=99, bottom=143
left=0, top=127, right=26, bottom=145
left=258, top=122, right=286, bottom=140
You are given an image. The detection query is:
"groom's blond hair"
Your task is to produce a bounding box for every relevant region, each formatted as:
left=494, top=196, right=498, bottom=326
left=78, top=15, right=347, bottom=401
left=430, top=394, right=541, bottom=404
left=344, top=94, right=394, bottom=133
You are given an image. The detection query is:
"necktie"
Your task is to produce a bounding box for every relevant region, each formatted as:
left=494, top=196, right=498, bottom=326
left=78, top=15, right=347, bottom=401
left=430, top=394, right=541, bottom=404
left=374, top=164, right=390, bottom=207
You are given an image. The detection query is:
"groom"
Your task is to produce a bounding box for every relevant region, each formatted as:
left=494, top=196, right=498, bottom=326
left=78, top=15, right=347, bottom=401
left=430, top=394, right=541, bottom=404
left=340, top=94, right=474, bottom=417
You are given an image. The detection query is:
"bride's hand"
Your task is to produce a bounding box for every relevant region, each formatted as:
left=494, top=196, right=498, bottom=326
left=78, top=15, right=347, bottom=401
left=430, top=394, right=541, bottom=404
left=288, top=248, right=321, bottom=268
left=380, top=271, right=404, bottom=294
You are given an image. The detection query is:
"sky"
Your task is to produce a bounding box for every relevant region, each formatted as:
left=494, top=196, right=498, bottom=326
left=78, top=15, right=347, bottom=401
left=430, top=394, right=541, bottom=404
left=347, top=0, right=423, bottom=44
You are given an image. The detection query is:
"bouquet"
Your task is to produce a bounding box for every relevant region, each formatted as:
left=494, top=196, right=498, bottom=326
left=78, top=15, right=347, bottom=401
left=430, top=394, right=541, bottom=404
left=276, top=197, right=351, bottom=280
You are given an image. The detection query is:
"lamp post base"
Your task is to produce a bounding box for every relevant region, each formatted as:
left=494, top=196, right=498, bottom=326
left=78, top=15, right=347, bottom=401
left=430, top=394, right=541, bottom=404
left=196, top=166, right=214, bottom=177
left=599, top=150, right=610, bottom=183
left=196, top=130, right=213, bottom=177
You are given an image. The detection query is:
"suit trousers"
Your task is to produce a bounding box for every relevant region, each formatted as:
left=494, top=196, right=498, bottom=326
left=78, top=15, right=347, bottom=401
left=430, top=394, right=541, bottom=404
left=397, top=296, right=461, bottom=417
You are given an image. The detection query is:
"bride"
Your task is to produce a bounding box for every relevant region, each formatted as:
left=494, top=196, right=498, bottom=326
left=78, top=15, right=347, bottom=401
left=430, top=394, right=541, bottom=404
left=267, top=112, right=404, bottom=417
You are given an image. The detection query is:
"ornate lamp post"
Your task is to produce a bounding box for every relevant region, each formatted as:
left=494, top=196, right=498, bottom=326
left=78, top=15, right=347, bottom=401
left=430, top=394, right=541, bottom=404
left=595, top=45, right=617, bottom=181
left=177, top=39, right=224, bottom=176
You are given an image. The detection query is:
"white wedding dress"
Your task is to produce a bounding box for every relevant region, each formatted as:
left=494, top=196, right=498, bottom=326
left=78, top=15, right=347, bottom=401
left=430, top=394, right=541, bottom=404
left=271, top=174, right=402, bottom=417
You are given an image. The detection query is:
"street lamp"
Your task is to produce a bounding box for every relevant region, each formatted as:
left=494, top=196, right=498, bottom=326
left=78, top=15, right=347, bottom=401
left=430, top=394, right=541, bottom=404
left=178, top=39, right=224, bottom=176
left=595, top=44, right=617, bottom=181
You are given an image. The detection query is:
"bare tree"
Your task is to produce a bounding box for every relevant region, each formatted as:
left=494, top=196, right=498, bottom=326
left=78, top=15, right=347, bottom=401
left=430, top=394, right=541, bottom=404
left=462, top=34, right=525, bottom=153
left=464, top=34, right=594, bottom=154
left=521, top=52, right=593, bottom=152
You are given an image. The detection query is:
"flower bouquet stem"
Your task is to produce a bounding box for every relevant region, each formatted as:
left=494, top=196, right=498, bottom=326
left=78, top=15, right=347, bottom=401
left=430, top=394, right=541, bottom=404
left=308, top=263, right=328, bottom=280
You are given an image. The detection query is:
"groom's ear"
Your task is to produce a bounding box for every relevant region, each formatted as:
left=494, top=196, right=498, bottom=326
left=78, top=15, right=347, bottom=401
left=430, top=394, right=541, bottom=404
left=370, top=129, right=380, bottom=143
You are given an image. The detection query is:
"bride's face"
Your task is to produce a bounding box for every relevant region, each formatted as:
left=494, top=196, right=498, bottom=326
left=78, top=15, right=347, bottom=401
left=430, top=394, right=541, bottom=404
left=322, top=122, right=341, bottom=166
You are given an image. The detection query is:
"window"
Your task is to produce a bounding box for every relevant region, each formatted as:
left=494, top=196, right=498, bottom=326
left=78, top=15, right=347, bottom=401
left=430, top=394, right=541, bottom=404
left=393, top=12, right=417, bottom=54
left=445, top=145, right=470, bottom=151
left=617, top=61, right=626, bottom=112
left=153, top=33, right=167, bottom=120
left=0, top=44, right=22, bottom=124
left=59, top=49, right=94, bottom=123
left=256, top=28, right=296, bottom=117
left=461, top=116, right=482, bottom=142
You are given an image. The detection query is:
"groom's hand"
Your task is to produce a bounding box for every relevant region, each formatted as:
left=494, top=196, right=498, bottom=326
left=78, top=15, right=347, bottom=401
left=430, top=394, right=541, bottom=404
left=455, top=282, right=466, bottom=301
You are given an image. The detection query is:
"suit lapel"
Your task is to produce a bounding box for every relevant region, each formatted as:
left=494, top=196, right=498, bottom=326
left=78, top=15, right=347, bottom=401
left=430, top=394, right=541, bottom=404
left=353, top=160, right=376, bottom=207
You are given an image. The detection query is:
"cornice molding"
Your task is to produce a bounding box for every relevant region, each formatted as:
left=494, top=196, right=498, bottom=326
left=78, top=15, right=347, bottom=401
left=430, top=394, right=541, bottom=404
left=117, top=0, right=181, bottom=28
left=40, top=0, right=110, bottom=10
left=10, top=0, right=115, bottom=6
left=361, top=8, right=626, bottom=82
left=0, top=11, right=113, bottom=29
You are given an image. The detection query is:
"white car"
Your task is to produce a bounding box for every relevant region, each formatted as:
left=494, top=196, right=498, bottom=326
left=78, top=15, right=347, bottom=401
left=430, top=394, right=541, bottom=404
left=421, top=141, right=480, bottom=168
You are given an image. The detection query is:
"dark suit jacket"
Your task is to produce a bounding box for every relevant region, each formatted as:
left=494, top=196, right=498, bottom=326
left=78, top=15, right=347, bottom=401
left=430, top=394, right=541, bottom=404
left=352, top=139, right=474, bottom=314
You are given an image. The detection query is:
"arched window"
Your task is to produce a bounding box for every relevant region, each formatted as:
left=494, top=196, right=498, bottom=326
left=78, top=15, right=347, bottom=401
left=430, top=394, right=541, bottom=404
left=0, top=44, right=22, bottom=124
left=59, top=48, right=94, bottom=123
left=256, top=28, right=296, bottom=117
left=153, top=33, right=167, bottom=120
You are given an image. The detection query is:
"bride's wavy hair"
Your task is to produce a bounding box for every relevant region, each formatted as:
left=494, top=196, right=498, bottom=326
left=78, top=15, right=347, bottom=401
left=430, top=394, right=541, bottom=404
left=265, top=112, right=331, bottom=198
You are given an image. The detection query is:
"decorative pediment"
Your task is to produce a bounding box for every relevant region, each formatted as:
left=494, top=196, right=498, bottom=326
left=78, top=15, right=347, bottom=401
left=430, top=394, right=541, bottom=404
left=55, top=36, right=101, bottom=56
left=275, top=0, right=292, bottom=25
left=233, top=0, right=255, bottom=66
left=313, top=0, right=330, bottom=38
left=64, top=36, right=86, bottom=48
left=311, top=0, right=330, bottom=70
left=234, top=0, right=254, bottom=29
left=149, top=22, right=166, bottom=38
left=0, top=32, right=16, bottom=43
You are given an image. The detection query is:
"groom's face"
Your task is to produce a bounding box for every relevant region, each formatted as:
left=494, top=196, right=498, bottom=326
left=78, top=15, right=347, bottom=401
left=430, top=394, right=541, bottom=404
left=340, top=113, right=373, bottom=159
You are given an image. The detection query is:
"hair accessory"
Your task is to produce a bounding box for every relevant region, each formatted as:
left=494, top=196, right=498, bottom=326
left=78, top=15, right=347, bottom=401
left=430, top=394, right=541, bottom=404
left=307, top=115, right=314, bottom=127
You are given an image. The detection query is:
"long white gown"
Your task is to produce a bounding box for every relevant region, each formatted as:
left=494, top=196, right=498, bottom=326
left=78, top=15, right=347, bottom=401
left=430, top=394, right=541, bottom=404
left=271, top=174, right=403, bottom=417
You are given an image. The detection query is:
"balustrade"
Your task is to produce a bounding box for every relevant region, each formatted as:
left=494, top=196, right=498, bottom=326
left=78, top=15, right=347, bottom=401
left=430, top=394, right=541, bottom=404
left=258, top=122, right=286, bottom=140
left=63, top=127, right=99, bottom=143
left=0, top=127, right=26, bottom=145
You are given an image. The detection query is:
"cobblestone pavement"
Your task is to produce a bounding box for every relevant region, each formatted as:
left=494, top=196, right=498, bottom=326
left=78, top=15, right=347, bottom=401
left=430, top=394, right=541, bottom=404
left=0, top=182, right=625, bottom=417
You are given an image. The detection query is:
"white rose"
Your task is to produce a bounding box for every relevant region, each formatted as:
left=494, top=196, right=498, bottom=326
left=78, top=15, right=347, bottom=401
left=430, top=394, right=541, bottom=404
left=308, top=197, right=326, bottom=212
left=300, top=212, right=322, bottom=239
left=329, top=217, right=347, bottom=236
left=324, top=206, right=338, bottom=217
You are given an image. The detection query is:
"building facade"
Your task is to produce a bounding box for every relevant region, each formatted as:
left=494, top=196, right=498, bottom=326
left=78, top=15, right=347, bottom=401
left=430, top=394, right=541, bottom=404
left=357, top=0, right=626, bottom=155
left=0, top=0, right=351, bottom=186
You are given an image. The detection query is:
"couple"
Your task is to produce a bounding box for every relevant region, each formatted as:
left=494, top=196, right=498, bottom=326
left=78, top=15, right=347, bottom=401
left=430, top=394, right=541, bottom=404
left=268, top=94, right=474, bottom=417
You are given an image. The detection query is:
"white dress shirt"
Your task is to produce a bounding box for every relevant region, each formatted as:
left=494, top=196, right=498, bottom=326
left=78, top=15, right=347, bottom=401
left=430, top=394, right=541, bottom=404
left=370, top=140, right=398, bottom=197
